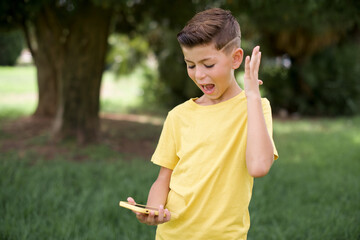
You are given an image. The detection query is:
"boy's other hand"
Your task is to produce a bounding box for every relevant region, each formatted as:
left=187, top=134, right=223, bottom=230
left=244, top=46, right=263, bottom=98
left=127, top=197, right=171, bottom=226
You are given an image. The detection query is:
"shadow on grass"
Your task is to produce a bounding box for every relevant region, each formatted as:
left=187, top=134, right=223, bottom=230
left=0, top=113, right=164, bottom=162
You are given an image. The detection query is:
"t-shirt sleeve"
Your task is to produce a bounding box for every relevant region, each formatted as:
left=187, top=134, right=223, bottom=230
left=151, top=112, right=179, bottom=169
left=262, top=98, right=279, bottom=160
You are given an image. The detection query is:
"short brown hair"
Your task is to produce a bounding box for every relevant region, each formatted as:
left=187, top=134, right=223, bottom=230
left=177, top=8, right=241, bottom=53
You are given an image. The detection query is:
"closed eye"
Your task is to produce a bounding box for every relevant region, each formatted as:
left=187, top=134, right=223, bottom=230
left=187, top=65, right=195, bottom=69
left=205, top=64, right=215, bottom=68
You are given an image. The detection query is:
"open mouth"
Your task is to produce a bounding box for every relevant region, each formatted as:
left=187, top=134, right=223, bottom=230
left=200, top=84, right=215, bottom=94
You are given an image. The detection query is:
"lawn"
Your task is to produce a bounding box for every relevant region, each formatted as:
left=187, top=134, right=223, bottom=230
left=0, top=65, right=145, bottom=119
left=0, top=66, right=360, bottom=239
left=248, top=118, right=360, bottom=240
left=0, top=66, right=37, bottom=118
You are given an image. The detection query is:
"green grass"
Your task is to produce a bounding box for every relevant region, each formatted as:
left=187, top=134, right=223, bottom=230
left=100, top=67, right=147, bottom=113
left=0, top=66, right=37, bottom=94
left=0, top=66, right=146, bottom=119
left=0, top=66, right=37, bottom=118
left=248, top=117, right=360, bottom=240
left=1, top=66, right=360, bottom=239
left=1, top=118, right=359, bottom=239
left=0, top=151, right=158, bottom=240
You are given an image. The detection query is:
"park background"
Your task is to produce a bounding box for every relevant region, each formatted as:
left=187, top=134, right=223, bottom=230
left=0, top=0, right=359, bottom=239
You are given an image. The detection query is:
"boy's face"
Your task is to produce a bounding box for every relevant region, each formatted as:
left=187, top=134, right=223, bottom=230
left=181, top=43, right=243, bottom=104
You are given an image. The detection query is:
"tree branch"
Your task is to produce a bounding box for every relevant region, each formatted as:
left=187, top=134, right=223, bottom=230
left=21, top=19, right=36, bottom=60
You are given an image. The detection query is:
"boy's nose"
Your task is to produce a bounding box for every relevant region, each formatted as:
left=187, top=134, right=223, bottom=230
left=195, top=68, right=206, bottom=81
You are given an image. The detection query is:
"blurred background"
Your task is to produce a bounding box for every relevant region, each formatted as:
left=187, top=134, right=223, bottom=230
left=0, top=0, right=359, bottom=239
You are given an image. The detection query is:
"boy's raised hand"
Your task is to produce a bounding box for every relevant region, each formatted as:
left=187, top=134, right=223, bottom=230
left=244, top=46, right=263, bottom=98
left=127, top=197, right=171, bottom=226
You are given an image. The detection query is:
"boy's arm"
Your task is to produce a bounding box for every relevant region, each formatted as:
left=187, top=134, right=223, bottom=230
left=244, top=46, right=274, bottom=178
left=147, top=166, right=172, bottom=207
left=128, top=166, right=172, bottom=225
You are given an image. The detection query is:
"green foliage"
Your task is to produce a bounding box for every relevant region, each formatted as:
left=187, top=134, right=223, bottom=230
left=0, top=1, right=41, bottom=29
left=100, top=67, right=156, bottom=114
left=260, top=59, right=294, bottom=113
left=140, top=0, right=360, bottom=114
left=134, top=0, right=225, bottom=109
left=262, top=42, right=360, bottom=116
left=229, top=0, right=360, bottom=57
left=2, top=0, right=359, bottom=116
left=224, top=0, right=360, bottom=116
left=149, top=29, right=202, bottom=108
left=0, top=0, right=127, bottom=28
left=299, top=42, right=360, bottom=115
left=0, top=30, right=24, bottom=66
left=233, top=0, right=360, bottom=32
left=106, top=34, right=150, bottom=76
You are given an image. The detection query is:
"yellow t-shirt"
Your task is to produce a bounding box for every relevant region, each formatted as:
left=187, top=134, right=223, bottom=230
left=151, top=91, right=278, bottom=240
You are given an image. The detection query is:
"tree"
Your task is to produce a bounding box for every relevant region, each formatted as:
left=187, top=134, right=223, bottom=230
left=0, top=0, right=210, bottom=142
left=1, top=1, right=116, bottom=143
left=140, top=0, right=360, bottom=115
left=3, top=0, right=357, bottom=145
left=1, top=0, right=225, bottom=143
left=225, top=0, right=360, bottom=115
left=130, top=0, right=220, bottom=108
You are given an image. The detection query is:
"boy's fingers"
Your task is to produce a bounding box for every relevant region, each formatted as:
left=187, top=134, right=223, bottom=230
left=250, top=52, right=260, bottom=79
left=126, top=197, right=139, bottom=214
left=255, top=52, right=261, bottom=72
left=251, top=46, right=256, bottom=59
left=246, top=47, right=261, bottom=81
left=127, top=197, right=136, bottom=205
left=136, top=208, right=171, bottom=225
left=250, top=46, right=259, bottom=68
left=164, top=209, right=171, bottom=221
left=136, top=212, right=146, bottom=223
left=146, top=211, right=156, bottom=225
left=253, top=45, right=260, bottom=54
left=158, top=205, right=164, bottom=222
left=244, top=56, right=250, bottom=78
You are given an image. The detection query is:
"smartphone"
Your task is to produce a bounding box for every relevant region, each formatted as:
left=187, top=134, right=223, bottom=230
left=119, top=201, right=166, bottom=217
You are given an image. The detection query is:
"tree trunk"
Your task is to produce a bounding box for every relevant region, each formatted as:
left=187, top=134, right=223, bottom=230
left=21, top=11, right=59, bottom=118
left=51, top=4, right=112, bottom=143
left=33, top=52, right=58, bottom=118
left=32, top=8, right=62, bottom=118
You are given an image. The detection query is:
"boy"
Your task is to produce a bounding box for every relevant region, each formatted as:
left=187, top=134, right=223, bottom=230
left=128, top=8, right=278, bottom=239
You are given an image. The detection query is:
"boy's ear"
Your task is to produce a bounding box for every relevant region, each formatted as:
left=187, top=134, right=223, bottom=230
left=232, top=48, right=243, bottom=70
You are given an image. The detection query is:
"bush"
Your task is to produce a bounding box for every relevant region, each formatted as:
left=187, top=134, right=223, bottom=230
left=143, top=29, right=201, bottom=109
left=106, top=34, right=150, bottom=75
left=260, top=57, right=294, bottom=114
left=0, top=30, right=24, bottom=66
left=262, top=42, right=360, bottom=116
left=300, top=42, right=360, bottom=115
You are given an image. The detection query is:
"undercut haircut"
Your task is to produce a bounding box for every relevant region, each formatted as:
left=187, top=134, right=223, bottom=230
left=177, top=8, right=241, bottom=54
